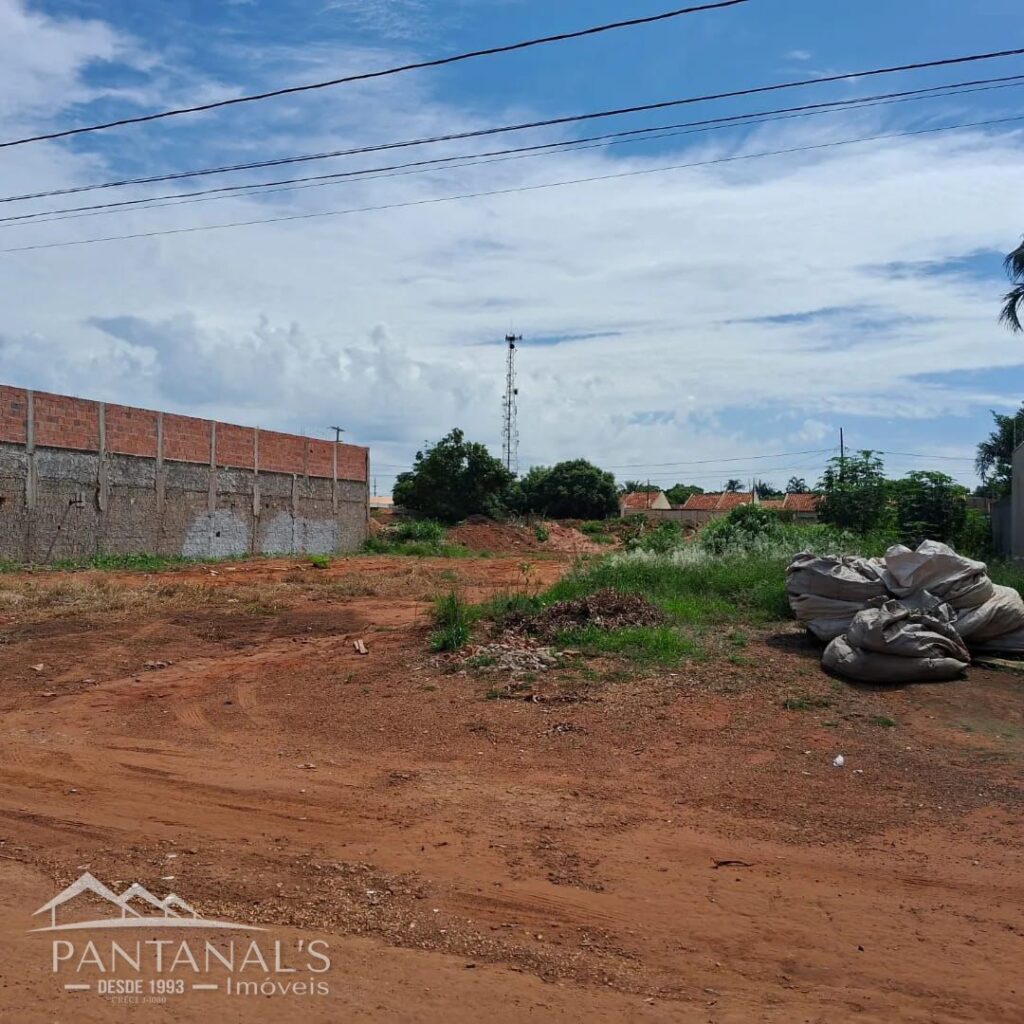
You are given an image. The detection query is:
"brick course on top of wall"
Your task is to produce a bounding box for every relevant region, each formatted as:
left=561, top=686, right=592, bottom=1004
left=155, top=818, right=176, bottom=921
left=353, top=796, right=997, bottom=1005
left=0, top=384, right=367, bottom=482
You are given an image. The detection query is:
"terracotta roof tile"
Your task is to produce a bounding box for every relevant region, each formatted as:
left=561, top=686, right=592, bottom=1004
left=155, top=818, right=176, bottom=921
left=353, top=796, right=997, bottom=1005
left=681, top=493, right=720, bottom=510
left=716, top=492, right=754, bottom=510
left=784, top=493, right=820, bottom=512
left=620, top=491, right=664, bottom=510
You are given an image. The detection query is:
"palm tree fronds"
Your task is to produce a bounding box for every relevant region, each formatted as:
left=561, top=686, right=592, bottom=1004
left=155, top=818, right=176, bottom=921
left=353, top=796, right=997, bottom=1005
left=1005, top=237, right=1024, bottom=280
left=1000, top=284, right=1024, bottom=333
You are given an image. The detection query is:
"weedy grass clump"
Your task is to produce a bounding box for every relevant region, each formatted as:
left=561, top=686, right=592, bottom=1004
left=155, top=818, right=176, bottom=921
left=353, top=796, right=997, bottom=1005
left=430, top=590, right=477, bottom=651
left=364, top=518, right=473, bottom=558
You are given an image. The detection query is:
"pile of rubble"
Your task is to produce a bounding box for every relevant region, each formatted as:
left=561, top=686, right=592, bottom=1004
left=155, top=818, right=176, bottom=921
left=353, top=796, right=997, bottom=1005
left=504, top=588, right=665, bottom=640
left=788, top=540, right=1024, bottom=683
left=459, top=639, right=560, bottom=677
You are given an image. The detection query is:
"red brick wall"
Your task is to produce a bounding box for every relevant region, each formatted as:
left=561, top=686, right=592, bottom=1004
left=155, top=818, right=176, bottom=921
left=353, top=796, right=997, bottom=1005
left=217, top=423, right=254, bottom=470
left=0, top=385, right=28, bottom=444
left=259, top=431, right=306, bottom=475
left=35, top=391, right=99, bottom=450
left=163, top=413, right=211, bottom=464
left=0, top=385, right=368, bottom=482
left=107, top=404, right=158, bottom=458
left=306, top=439, right=334, bottom=478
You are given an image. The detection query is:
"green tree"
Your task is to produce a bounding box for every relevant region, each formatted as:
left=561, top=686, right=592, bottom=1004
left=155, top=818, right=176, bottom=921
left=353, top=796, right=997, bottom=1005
left=665, top=482, right=704, bottom=505
left=518, top=459, right=618, bottom=519
left=975, top=404, right=1024, bottom=497
left=1000, top=237, right=1024, bottom=332
left=724, top=478, right=744, bottom=493
left=392, top=428, right=514, bottom=523
left=817, top=450, right=890, bottom=534
left=754, top=480, right=781, bottom=500
left=891, top=471, right=967, bottom=547
left=619, top=480, right=660, bottom=494
left=785, top=476, right=808, bottom=494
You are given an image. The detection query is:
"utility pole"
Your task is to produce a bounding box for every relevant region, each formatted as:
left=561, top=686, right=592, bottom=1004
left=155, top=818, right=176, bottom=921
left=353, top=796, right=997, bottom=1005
left=839, top=427, right=846, bottom=482
left=501, top=334, right=521, bottom=475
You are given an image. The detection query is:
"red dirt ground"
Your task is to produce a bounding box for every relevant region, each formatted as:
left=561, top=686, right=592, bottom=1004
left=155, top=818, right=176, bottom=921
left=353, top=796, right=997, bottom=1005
left=0, top=553, right=1020, bottom=1022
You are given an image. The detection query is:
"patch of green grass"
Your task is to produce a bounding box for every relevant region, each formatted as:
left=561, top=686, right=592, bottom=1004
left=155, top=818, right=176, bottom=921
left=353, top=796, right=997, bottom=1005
left=308, top=554, right=332, bottom=569
left=476, top=592, right=543, bottom=624
left=871, top=715, right=897, bottom=728
left=364, top=537, right=473, bottom=558
left=545, top=551, right=790, bottom=626
left=430, top=590, right=477, bottom=651
left=782, top=694, right=833, bottom=710
left=989, top=560, right=1024, bottom=596
left=534, top=524, right=550, bottom=543
left=579, top=520, right=609, bottom=537
left=465, top=653, right=497, bottom=669
left=555, top=624, right=699, bottom=665
left=729, top=630, right=748, bottom=648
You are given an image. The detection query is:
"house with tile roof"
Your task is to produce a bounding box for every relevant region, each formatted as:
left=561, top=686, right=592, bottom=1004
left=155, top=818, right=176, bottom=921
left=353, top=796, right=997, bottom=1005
left=678, top=491, right=819, bottom=526
left=619, top=489, right=671, bottom=515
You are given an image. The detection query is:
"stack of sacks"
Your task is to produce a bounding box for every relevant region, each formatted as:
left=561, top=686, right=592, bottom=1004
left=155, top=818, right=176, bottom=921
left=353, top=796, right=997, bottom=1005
left=822, top=599, right=970, bottom=683
left=881, top=540, right=1024, bottom=652
left=788, top=540, right=1024, bottom=682
left=785, top=552, right=888, bottom=642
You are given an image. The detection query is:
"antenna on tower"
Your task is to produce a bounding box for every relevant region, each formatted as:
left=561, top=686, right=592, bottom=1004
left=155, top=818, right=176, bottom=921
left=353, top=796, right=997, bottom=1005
left=502, top=333, right=521, bottom=476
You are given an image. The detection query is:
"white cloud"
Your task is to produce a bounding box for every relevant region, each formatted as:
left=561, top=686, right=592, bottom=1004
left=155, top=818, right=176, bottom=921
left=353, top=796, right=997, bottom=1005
left=0, top=1, right=1019, bottom=490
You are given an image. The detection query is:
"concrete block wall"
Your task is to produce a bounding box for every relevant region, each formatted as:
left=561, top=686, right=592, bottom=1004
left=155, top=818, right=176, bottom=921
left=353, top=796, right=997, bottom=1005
left=0, top=385, right=370, bottom=563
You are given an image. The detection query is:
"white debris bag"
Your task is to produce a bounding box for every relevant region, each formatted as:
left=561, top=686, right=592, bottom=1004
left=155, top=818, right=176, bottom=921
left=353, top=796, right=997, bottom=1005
left=880, top=541, right=992, bottom=610
left=822, top=600, right=970, bottom=684
left=786, top=552, right=888, bottom=641
left=954, top=584, right=1024, bottom=643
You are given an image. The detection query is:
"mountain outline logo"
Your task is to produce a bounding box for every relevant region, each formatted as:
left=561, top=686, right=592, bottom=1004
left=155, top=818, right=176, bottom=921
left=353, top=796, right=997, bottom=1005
left=31, top=872, right=262, bottom=932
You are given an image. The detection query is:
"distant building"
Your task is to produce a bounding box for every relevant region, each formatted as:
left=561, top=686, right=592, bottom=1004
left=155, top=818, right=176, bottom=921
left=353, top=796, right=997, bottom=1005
left=370, top=495, right=394, bottom=511
left=679, top=491, right=819, bottom=526
left=619, top=490, right=671, bottom=515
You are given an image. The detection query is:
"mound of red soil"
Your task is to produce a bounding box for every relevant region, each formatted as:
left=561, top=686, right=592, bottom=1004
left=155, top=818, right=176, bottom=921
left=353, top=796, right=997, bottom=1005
left=448, top=517, right=614, bottom=555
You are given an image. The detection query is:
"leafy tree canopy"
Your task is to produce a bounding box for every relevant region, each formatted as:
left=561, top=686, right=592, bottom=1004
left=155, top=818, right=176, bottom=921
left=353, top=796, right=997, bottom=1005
left=817, top=450, right=890, bottom=534
left=890, top=471, right=967, bottom=548
left=723, top=478, right=744, bottom=493
left=518, top=459, right=619, bottom=520
left=665, top=483, right=704, bottom=506
left=786, top=476, right=808, bottom=494
left=392, top=428, right=514, bottom=523
left=619, top=480, right=662, bottom=494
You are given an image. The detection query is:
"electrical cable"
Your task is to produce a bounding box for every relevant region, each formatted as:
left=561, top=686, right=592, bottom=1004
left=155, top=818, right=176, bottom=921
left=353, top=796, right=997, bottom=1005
left=0, top=1, right=750, bottom=149
left=7, top=74, right=1024, bottom=228
left=4, top=112, right=1020, bottom=255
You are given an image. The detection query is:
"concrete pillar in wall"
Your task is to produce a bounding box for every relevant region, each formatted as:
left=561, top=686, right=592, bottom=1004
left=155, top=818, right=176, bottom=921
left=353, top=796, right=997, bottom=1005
left=208, top=421, right=217, bottom=513
left=24, top=389, right=35, bottom=562
left=251, top=427, right=261, bottom=555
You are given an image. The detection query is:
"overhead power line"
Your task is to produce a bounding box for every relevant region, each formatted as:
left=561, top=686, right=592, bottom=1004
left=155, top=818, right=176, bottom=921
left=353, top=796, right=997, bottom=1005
left=3, top=52, right=1024, bottom=207
left=0, top=0, right=749, bottom=150
left=4, top=112, right=1020, bottom=255
left=603, top=448, right=833, bottom=469
left=8, top=74, right=1024, bottom=228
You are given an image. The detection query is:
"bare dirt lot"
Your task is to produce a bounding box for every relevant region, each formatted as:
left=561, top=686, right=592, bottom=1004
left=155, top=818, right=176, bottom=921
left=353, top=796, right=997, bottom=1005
left=0, top=553, right=1021, bottom=1023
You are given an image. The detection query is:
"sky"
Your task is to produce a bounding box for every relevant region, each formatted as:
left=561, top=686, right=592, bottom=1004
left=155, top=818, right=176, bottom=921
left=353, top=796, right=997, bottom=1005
left=0, top=0, right=1022, bottom=494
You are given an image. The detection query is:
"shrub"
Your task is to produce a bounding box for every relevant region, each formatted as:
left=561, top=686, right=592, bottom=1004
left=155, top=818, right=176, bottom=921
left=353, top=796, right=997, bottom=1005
left=391, top=519, right=446, bottom=544
left=891, top=471, right=967, bottom=547
left=308, top=554, right=332, bottom=569
left=699, top=504, right=780, bottom=554
left=627, top=520, right=685, bottom=553
left=534, top=524, right=550, bottom=543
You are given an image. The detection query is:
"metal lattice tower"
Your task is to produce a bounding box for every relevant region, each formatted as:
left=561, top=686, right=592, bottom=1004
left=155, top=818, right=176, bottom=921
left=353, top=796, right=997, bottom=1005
left=501, top=334, right=521, bottom=476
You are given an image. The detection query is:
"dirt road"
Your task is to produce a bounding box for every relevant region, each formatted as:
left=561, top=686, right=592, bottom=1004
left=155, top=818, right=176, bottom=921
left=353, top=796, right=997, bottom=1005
left=0, top=554, right=1020, bottom=1022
